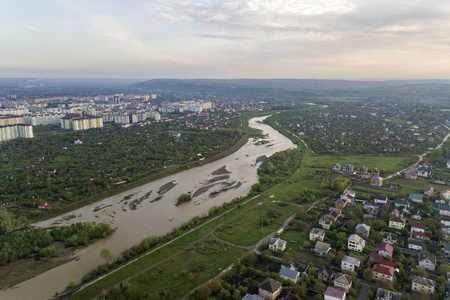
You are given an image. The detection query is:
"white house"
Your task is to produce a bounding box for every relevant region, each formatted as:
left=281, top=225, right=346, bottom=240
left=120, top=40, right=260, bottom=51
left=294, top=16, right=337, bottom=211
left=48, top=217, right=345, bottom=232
left=341, top=255, right=361, bottom=272
left=408, top=238, right=424, bottom=251
left=411, top=222, right=426, bottom=234
left=374, top=195, right=388, bottom=205
left=348, top=234, right=366, bottom=252
left=418, top=251, right=436, bottom=272
left=412, top=276, right=435, bottom=294
left=334, top=273, right=352, bottom=292
left=310, top=228, right=326, bottom=241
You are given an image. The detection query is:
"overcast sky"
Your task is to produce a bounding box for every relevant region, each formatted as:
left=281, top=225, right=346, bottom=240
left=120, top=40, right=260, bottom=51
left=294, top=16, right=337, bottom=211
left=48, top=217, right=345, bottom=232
left=2, top=0, right=450, bottom=79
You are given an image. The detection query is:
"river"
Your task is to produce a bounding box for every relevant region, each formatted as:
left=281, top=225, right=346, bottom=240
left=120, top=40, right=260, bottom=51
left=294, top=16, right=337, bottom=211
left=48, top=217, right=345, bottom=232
left=0, top=116, right=296, bottom=300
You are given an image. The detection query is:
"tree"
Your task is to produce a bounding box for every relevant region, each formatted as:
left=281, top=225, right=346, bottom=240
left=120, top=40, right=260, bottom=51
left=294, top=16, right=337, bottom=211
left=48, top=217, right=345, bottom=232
left=100, top=248, right=114, bottom=264
left=314, top=280, right=326, bottom=293
left=363, top=267, right=373, bottom=281
left=176, top=193, right=192, bottom=206
left=282, top=252, right=293, bottom=264
left=196, top=285, right=211, bottom=300
left=188, top=272, right=195, bottom=281
left=346, top=219, right=356, bottom=230
left=412, top=266, right=428, bottom=278
left=293, top=285, right=307, bottom=298
left=435, top=229, right=446, bottom=241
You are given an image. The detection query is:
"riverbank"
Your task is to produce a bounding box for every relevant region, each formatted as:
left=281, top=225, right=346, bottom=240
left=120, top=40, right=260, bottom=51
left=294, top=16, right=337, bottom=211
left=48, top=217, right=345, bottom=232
left=0, top=116, right=296, bottom=300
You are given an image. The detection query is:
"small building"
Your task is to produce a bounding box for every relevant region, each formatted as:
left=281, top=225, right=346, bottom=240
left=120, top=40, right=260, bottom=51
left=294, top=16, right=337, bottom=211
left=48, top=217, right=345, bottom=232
left=318, top=268, right=334, bottom=282
left=355, top=223, right=371, bottom=238
left=348, top=234, right=365, bottom=252
left=408, top=238, right=424, bottom=251
left=335, top=197, right=348, bottom=209
left=268, top=237, right=286, bottom=252
left=382, top=231, right=398, bottom=245
left=314, top=241, right=331, bottom=257
left=356, top=165, right=369, bottom=176
left=423, top=186, right=436, bottom=197
left=371, top=167, right=380, bottom=176
left=379, top=259, right=395, bottom=270
left=411, top=209, right=422, bottom=220
left=310, top=228, right=326, bottom=242
left=258, top=278, right=282, bottom=300
left=418, top=251, right=436, bottom=271
left=279, top=266, right=300, bottom=283
left=324, top=208, right=341, bottom=221
left=442, top=190, right=450, bottom=201
left=242, top=294, right=265, bottom=300
left=411, top=222, right=426, bottom=234
left=394, top=198, right=409, bottom=208
left=376, top=288, right=401, bottom=300
left=440, top=215, right=450, bottom=227
left=409, top=193, right=423, bottom=203
left=332, top=163, right=341, bottom=172
left=389, top=216, right=406, bottom=230
left=342, top=164, right=354, bottom=174
left=444, top=242, right=450, bottom=259
left=324, top=286, right=346, bottom=300
left=418, top=166, right=431, bottom=178
left=405, top=169, right=418, bottom=180
left=373, top=264, right=394, bottom=282
left=374, top=195, right=388, bottom=205
left=37, top=201, right=52, bottom=210
left=440, top=204, right=450, bottom=216
left=334, top=273, right=352, bottom=292
left=319, top=217, right=333, bottom=230
left=411, top=276, right=435, bottom=294
left=371, top=176, right=383, bottom=187
left=341, top=255, right=360, bottom=272
left=375, top=244, right=394, bottom=258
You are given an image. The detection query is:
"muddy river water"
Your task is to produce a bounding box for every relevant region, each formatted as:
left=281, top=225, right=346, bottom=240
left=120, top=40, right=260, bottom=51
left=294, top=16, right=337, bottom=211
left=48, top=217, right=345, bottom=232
left=0, top=116, right=296, bottom=300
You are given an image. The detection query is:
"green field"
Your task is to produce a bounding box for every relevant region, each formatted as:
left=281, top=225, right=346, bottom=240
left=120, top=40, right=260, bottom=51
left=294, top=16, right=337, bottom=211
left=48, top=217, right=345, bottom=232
left=214, top=202, right=296, bottom=246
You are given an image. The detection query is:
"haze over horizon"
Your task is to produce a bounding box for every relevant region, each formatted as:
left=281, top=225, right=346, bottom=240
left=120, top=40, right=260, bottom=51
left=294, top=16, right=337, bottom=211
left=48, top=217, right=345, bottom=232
left=3, top=0, right=450, bottom=79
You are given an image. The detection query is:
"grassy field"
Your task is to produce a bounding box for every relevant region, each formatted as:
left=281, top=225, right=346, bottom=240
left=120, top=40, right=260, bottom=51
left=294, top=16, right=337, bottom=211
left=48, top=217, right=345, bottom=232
left=214, top=202, right=296, bottom=246
left=122, top=241, right=245, bottom=299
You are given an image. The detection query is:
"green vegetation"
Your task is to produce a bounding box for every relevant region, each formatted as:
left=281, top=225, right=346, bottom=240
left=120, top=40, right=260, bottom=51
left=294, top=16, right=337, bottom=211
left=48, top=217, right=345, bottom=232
left=176, top=193, right=192, bottom=206
left=215, top=202, right=294, bottom=246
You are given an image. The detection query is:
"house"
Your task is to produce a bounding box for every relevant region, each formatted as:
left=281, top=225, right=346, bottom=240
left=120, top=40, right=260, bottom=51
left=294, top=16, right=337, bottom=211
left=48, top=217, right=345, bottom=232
left=170, top=132, right=181, bottom=139
left=334, top=273, right=352, bottom=292
left=436, top=198, right=446, bottom=204
left=279, top=266, right=300, bottom=283
left=37, top=201, right=52, bottom=210
left=373, top=265, right=394, bottom=282
left=405, top=168, right=418, bottom=180
left=440, top=215, right=450, bottom=227
left=324, top=286, right=346, bottom=300
left=410, top=231, right=429, bottom=240
left=341, top=255, right=360, bottom=272
left=369, top=252, right=384, bottom=263
left=379, top=259, right=395, bottom=270
left=442, top=190, right=450, bottom=201
left=444, top=242, right=450, bottom=259
left=335, top=197, right=348, bottom=209
left=342, top=189, right=356, bottom=201
left=332, top=163, right=341, bottom=172
left=342, top=164, right=354, bottom=174
left=418, top=251, right=436, bottom=271
left=408, top=237, right=424, bottom=251
left=411, top=276, right=435, bottom=294
left=394, top=198, right=409, bottom=208
left=268, top=237, right=286, bottom=252
left=389, top=207, right=403, bottom=218
left=376, top=288, right=401, bottom=300
left=440, top=204, right=450, bottom=216
left=363, top=204, right=379, bottom=214
left=355, top=223, right=371, bottom=238
left=73, top=138, right=83, bottom=145
left=258, top=278, right=282, bottom=300
left=310, top=228, right=326, bottom=241
left=411, top=209, right=422, bottom=220
left=348, top=234, right=365, bottom=252
left=382, top=231, right=398, bottom=245
left=318, top=268, right=334, bottom=282
left=314, top=241, right=331, bottom=257
left=389, top=216, right=406, bottom=230
left=371, top=167, right=380, bottom=176
left=356, top=165, right=369, bottom=176
left=411, top=222, right=426, bottom=233
left=418, top=166, right=431, bottom=178
left=243, top=294, right=265, bottom=300
left=46, top=168, right=57, bottom=174
left=324, top=208, right=341, bottom=221
left=409, top=193, right=423, bottom=203
left=423, top=186, right=436, bottom=197
left=371, top=176, right=383, bottom=187
left=319, top=217, right=333, bottom=230
left=375, top=244, right=394, bottom=258
left=418, top=160, right=433, bottom=169
left=374, top=195, right=388, bottom=205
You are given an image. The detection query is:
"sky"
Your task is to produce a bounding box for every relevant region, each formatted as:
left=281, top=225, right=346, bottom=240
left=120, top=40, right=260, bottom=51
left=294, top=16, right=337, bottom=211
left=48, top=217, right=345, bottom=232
left=2, top=0, right=450, bottom=79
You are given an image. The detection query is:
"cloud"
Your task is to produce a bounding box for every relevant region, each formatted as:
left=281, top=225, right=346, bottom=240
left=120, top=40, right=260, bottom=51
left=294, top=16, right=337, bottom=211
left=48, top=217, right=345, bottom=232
left=23, top=25, right=41, bottom=31
left=193, top=33, right=254, bottom=40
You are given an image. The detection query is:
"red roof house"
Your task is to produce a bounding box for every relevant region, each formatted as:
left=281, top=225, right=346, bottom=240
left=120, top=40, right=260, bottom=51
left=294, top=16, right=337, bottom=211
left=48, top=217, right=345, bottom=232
left=38, top=201, right=52, bottom=210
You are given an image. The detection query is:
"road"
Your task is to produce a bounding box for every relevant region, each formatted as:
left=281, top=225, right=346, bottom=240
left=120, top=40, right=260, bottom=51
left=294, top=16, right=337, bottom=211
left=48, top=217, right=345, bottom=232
left=385, top=123, right=450, bottom=180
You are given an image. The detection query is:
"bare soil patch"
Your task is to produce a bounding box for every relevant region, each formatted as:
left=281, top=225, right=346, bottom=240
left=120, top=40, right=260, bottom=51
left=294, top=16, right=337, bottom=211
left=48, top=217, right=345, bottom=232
left=158, top=181, right=177, bottom=195
left=211, top=166, right=231, bottom=176
left=204, top=175, right=230, bottom=184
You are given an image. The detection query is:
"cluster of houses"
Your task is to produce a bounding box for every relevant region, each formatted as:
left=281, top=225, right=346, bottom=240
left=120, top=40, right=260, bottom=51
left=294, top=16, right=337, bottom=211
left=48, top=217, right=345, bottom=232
left=332, top=164, right=384, bottom=187
left=257, top=186, right=449, bottom=300
left=404, top=160, right=433, bottom=180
